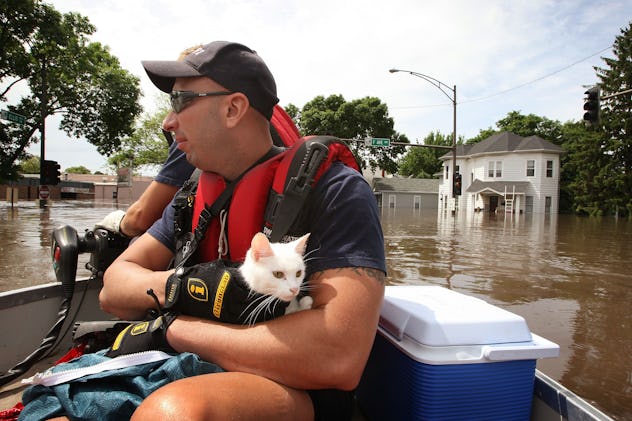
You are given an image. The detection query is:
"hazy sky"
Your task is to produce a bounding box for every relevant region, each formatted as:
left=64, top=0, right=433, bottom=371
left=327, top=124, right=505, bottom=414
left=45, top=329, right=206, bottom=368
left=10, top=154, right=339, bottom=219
left=24, top=0, right=632, bottom=173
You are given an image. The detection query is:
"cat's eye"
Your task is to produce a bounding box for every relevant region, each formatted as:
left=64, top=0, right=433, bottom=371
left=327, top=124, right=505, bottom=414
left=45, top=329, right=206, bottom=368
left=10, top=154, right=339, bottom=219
left=296, top=270, right=302, bottom=277
left=273, top=271, right=284, bottom=279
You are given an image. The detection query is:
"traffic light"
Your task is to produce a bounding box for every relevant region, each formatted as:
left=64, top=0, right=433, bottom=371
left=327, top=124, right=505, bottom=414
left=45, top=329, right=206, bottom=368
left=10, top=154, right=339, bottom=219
left=583, top=86, right=600, bottom=126
left=453, top=172, right=462, bottom=196
left=41, top=160, right=61, bottom=185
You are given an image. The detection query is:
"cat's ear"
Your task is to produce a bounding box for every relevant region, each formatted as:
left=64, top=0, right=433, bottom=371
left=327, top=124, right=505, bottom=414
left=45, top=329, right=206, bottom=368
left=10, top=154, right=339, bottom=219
left=294, top=233, right=310, bottom=255
left=251, top=232, right=274, bottom=261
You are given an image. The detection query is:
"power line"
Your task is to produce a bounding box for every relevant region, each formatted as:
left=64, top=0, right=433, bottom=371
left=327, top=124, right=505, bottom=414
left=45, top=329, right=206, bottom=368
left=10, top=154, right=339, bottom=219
left=391, top=45, right=613, bottom=109
left=461, top=45, right=612, bottom=104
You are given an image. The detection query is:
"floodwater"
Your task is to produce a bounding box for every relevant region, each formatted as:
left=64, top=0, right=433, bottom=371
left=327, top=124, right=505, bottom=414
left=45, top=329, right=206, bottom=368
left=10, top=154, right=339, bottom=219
left=0, top=200, right=630, bottom=419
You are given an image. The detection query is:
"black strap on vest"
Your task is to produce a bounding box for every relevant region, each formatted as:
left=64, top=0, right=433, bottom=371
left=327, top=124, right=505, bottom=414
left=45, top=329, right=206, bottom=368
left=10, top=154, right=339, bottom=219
left=266, top=137, right=334, bottom=242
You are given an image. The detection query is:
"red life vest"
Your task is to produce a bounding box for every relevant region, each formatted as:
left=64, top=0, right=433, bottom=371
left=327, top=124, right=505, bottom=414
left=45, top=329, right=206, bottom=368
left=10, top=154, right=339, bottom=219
left=191, top=136, right=359, bottom=263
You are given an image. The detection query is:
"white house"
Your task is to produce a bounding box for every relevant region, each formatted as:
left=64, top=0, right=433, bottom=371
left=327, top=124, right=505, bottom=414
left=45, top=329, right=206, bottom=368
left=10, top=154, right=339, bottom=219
left=438, top=132, right=564, bottom=214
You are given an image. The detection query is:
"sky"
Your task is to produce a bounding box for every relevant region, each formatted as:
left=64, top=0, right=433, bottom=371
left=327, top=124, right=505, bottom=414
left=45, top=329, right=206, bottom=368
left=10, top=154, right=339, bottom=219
left=20, top=0, right=632, bottom=174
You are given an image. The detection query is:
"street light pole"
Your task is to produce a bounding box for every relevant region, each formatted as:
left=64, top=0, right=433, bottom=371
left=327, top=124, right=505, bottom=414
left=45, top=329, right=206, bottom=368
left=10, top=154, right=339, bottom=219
left=389, top=69, right=458, bottom=202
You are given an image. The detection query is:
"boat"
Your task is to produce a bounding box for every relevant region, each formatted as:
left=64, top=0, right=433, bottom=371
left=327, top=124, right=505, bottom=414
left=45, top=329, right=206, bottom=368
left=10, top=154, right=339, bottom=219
left=0, top=225, right=614, bottom=420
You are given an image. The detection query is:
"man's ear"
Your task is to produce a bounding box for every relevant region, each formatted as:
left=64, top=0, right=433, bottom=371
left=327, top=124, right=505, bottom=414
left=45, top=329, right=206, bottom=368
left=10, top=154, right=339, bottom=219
left=224, top=93, right=249, bottom=128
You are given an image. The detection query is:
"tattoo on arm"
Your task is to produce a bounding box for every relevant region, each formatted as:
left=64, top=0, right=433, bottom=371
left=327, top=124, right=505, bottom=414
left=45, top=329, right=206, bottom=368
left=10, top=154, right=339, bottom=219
left=311, top=267, right=386, bottom=285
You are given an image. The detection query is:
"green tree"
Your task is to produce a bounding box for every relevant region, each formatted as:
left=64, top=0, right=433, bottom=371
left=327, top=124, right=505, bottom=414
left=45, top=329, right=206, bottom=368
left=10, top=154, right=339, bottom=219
left=18, top=155, right=39, bottom=174
left=295, top=95, right=408, bottom=173
left=467, top=111, right=563, bottom=145
left=284, top=103, right=300, bottom=124
left=594, top=21, right=632, bottom=216
left=560, top=122, right=609, bottom=215
left=65, top=165, right=91, bottom=174
left=399, top=131, right=451, bottom=178
left=108, top=98, right=171, bottom=173
left=0, top=1, right=142, bottom=182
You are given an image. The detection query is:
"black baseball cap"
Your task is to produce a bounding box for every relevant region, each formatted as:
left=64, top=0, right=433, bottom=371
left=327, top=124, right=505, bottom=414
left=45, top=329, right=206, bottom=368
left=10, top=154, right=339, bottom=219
left=142, top=41, right=279, bottom=120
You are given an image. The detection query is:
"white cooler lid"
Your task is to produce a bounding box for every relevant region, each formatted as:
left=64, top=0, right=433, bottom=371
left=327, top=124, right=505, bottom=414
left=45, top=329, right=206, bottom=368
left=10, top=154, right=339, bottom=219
left=380, top=285, right=533, bottom=346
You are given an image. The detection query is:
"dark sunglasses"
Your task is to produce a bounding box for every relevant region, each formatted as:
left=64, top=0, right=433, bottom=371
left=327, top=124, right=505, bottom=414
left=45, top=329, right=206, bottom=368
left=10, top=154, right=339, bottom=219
left=169, top=90, right=234, bottom=113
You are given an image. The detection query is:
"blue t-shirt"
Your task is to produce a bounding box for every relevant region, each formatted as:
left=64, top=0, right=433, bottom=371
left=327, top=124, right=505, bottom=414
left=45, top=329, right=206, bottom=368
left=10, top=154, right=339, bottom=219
left=154, top=142, right=195, bottom=187
left=148, top=162, right=386, bottom=275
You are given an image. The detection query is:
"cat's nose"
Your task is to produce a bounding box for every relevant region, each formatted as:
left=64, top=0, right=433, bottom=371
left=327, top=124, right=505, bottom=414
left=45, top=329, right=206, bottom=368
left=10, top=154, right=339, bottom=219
left=290, top=287, right=298, bottom=295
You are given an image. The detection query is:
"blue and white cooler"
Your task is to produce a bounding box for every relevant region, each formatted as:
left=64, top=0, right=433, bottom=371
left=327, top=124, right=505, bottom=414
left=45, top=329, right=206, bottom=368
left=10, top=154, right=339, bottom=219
left=356, top=285, right=559, bottom=421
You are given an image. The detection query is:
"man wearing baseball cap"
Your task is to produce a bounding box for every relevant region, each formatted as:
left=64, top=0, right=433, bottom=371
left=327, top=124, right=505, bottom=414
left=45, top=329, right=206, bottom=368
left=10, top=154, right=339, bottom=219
left=100, top=41, right=386, bottom=421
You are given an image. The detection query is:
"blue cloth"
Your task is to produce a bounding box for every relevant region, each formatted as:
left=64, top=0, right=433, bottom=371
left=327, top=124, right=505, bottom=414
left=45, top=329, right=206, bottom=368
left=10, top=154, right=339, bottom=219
left=19, top=351, right=223, bottom=421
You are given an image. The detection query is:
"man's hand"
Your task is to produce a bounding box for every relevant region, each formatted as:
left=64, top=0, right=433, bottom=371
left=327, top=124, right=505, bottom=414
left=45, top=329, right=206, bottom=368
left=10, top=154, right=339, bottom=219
left=164, top=261, right=287, bottom=324
left=95, top=210, right=127, bottom=236
left=105, top=313, right=177, bottom=357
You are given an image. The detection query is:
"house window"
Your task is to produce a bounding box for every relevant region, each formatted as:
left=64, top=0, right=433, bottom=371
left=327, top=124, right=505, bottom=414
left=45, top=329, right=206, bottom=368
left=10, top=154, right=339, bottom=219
left=445, top=165, right=449, bottom=180
left=388, top=194, right=396, bottom=208
left=488, top=161, right=495, bottom=178
left=526, top=160, right=535, bottom=177
left=546, top=160, right=553, bottom=177
left=495, top=161, right=502, bottom=178
left=414, top=196, right=421, bottom=209
left=545, top=196, right=552, bottom=213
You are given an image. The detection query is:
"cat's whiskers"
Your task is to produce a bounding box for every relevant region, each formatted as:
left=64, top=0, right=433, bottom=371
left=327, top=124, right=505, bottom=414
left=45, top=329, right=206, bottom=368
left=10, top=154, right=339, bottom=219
left=241, top=293, right=284, bottom=326
left=302, top=246, right=321, bottom=261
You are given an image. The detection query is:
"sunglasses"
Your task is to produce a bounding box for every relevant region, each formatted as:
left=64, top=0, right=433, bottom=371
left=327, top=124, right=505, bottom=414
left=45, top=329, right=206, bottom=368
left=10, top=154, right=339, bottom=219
left=169, top=90, right=234, bottom=113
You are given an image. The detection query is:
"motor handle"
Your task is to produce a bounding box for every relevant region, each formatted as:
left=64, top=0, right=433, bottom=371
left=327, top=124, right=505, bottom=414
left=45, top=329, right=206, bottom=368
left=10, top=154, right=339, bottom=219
left=51, top=225, right=80, bottom=300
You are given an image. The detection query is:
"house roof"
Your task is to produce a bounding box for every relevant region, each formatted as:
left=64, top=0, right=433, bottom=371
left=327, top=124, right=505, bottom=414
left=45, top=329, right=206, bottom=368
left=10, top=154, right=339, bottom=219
left=466, top=179, right=531, bottom=195
left=373, top=177, right=440, bottom=193
left=441, top=131, right=564, bottom=159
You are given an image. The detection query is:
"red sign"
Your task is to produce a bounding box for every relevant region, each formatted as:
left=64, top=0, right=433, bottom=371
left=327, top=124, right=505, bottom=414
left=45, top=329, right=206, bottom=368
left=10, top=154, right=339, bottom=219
left=39, top=185, right=50, bottom=200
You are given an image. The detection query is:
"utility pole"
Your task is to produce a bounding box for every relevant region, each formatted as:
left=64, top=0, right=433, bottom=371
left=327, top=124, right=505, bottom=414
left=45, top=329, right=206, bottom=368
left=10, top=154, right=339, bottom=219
left=389, top=68, right=459, bottom=211
left=39, top=62, right=48, bottom=208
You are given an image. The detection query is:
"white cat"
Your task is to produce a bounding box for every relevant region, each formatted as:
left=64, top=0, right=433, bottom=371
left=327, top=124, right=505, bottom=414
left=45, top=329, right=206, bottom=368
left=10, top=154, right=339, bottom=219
left=239, top=232, right=313, bottom=324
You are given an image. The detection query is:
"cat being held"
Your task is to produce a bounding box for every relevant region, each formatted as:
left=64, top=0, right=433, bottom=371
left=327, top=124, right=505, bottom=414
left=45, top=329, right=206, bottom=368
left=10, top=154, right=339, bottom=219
left=163, top=232, right=312, bottom=326
left=240, top=232, right=313, bottom=323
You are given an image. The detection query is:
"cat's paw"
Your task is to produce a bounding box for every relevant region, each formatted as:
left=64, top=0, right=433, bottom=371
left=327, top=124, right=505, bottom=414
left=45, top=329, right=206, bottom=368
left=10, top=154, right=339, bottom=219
left=298, top=295, right=313, bottom=310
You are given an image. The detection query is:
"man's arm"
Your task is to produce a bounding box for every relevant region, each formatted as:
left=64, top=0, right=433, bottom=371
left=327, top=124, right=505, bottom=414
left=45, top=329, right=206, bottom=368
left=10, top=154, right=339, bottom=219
left=100, top=233, right=175, bottom=320
left=166, top=266, right=385, bottom=391
left=119, top=182, right=180, bottom=237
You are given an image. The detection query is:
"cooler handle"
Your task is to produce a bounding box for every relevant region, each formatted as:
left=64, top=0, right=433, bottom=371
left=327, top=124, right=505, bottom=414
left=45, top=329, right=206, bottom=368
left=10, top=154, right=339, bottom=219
left=483, top=333, right=560, bottom=361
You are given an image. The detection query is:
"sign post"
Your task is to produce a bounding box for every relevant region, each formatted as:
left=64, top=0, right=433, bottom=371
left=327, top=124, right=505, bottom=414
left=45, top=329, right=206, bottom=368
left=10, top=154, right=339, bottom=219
left=39, top=185, right=50, bottom=201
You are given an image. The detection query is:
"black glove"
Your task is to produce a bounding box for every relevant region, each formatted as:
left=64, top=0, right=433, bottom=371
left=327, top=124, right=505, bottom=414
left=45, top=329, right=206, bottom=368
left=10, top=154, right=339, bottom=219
left=163, top=260, right=287, bottom=324
left=105, top=313, right=177, bottom=358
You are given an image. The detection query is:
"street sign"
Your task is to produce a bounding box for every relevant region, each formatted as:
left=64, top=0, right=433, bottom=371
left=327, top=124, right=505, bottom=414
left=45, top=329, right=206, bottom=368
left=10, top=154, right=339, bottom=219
left=39, top=185, right=50, bottom=200
left=371, top=137, right=391, bottom=147
left=0, top=110, right=27, bottom=125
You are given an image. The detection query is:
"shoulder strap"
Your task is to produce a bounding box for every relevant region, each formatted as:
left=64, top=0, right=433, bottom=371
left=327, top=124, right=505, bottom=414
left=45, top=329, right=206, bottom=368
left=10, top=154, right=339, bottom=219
left=265, top=136, right=359, bottom=242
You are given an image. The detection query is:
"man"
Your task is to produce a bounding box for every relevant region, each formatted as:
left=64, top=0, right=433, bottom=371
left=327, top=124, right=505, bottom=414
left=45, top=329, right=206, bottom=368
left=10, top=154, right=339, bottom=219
left=100, top=41, right=385, bottom=421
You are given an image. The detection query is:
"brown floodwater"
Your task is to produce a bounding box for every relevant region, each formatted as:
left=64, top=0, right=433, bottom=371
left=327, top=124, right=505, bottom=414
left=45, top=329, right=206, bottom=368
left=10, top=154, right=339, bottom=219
left=0, top=200, right=630, bottom=419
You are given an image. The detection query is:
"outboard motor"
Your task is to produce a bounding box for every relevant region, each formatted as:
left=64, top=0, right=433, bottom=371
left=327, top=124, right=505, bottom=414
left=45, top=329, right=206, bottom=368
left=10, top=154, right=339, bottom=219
left=52, top=225, right=131, bottom=284
left=0, top=225, right=129, bottom=386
